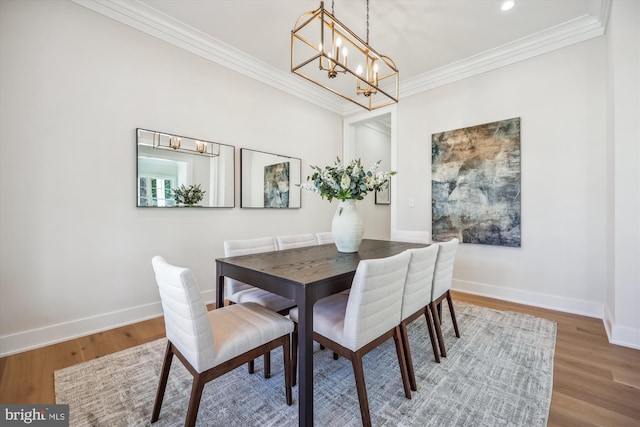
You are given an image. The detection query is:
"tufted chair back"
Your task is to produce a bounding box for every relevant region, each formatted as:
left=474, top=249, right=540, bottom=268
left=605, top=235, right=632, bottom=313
left=343, top=251, right=411, bottom=351
left=401, top=244, right=440, bottom=321
left=152, top=256, right=215, bottom=373
left=432, top=238, right=459, bottom=300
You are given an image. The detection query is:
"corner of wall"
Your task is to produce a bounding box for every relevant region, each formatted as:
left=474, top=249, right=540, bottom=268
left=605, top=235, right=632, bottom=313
left=603, top=304, right=640, bottom=350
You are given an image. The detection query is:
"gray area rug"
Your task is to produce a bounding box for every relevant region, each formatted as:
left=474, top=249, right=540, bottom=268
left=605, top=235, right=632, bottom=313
left=55, top=302, right=556, bottom=426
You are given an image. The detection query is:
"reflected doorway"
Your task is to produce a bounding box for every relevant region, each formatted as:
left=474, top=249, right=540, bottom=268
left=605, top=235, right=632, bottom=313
left=343, top=109, right=395, bottom=240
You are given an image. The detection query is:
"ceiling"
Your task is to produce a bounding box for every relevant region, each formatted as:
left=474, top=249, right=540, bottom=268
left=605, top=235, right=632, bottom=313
left=74, top=0, right=610, bottom=114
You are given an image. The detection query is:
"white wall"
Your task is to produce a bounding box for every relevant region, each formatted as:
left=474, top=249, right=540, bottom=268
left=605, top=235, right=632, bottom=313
left=0, top=0, right=342, bottom=355
left=394, top=37, right=609, bottom=317
left=605, top=0, right=640, bottom=349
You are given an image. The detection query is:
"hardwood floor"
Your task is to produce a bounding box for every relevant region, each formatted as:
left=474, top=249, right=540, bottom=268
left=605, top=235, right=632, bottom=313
left=1, top=294, right=638, bottom=426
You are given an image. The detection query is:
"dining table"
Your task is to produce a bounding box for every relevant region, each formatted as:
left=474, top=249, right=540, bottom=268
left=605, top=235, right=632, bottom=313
left=215, top=238, right=426, bottom=426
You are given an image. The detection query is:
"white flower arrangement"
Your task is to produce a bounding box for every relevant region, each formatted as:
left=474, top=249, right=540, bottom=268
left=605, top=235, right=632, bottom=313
left=300, top=157, right=396, bottom=202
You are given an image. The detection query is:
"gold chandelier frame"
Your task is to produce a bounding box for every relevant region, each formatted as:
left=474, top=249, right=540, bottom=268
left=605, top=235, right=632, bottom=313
left=291, top=1, right=399, bottom=111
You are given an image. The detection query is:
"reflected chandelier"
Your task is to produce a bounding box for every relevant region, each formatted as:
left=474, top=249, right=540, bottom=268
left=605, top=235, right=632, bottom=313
left=151, top=131, right=220, bottom=157
left=291, top=0, right=399, bottom=111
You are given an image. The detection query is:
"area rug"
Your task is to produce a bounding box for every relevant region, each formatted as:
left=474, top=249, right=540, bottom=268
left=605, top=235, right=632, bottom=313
left=55, top=302, right=556, bottom=426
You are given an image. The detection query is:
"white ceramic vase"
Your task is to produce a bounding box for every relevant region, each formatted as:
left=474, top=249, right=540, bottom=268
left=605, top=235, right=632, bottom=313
left=331, top=199, right=364, bottom=253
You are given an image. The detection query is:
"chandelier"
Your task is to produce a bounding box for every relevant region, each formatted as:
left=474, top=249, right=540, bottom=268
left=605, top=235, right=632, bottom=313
left=291, top=1, right=399, bottom=111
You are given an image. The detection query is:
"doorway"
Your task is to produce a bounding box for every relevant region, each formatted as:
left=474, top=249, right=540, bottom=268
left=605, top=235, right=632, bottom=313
left=342, top=107, right=396, bottom=240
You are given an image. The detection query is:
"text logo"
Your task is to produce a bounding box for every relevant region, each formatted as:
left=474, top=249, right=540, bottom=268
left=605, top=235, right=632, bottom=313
left=0, top=405, right=68, bottom=426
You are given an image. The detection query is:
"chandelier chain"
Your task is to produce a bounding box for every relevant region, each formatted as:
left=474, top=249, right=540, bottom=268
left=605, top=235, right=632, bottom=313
left=366, top=0, right=370, bottom=44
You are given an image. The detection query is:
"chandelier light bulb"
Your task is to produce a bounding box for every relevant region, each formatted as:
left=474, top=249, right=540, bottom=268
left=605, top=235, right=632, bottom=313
left=501, top=0, right=515, bottom=11
left=356, top=64, right=363, bottom=75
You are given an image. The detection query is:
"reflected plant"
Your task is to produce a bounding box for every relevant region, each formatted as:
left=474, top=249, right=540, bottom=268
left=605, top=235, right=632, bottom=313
left=172, top=184, right=205, bottom=207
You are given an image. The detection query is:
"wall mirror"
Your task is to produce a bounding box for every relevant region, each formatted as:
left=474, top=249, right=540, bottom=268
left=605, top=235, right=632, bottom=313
left=136, top=128, right=235, bottom=207
left=241, top=148, right=301, bottom=208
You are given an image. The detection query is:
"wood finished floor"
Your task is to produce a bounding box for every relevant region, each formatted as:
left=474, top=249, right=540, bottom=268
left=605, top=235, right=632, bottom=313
left=1, top=293, right=638, bottom=426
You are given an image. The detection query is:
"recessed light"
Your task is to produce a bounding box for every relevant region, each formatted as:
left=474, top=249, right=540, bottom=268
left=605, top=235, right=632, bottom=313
left=501, top=0, right=515, bottom=11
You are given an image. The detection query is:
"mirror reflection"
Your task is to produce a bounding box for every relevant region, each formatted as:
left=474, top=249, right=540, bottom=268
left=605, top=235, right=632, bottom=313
left=136, top=128, right=235, bottom=207
left=241, top=148, right=301, bottom=208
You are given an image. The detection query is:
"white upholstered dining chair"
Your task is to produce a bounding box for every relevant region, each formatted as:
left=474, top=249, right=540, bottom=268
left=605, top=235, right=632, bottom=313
left=399, top=244, right=440, bottom=392
left=150, top=256, right=293, bottom=427
left=224, top=236, right=296, bottom=377
left=290, top=251, right=413, bottom=427
left=315, top=231, right=334, bottom=244
left=430, top=238, right=460, bottom=357
left=276, top=233, right=318, bottom=250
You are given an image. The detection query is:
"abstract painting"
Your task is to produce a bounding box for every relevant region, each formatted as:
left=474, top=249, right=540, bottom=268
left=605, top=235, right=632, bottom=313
left=432, top=117, right=521, bottom=247
left=264, top=162, right=290, bottom=208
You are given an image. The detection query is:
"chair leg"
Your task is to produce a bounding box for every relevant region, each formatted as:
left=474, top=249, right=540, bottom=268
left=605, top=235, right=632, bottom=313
left=283, top=336, right=293, bottom=406
left=351, top=356, right=372, bottom=427
left=333, top=352, right=339, bottom=360
left=248, top=359, right=255, bottom=374
left=424, top=308, right=441, bottom=363
left=399, top=321, right=417, bottom=392
left=291, top=323, right=298, bottom=387
left=446, top=291, right=461, bottom=338
left=393, top=326, right=412, bottom=399
left=151, top=341, right=174, bottom=423
left=184, top=374, right=206, bottom=427
left=264, top=352, right=271, bottom=378
left=430, top=301, right=447, bottom=357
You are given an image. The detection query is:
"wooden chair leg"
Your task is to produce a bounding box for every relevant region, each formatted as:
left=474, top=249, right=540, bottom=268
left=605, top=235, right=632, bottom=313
left=393, top=326, right=412, bottom=399
left=184, top=374, right=206, bottom=427
left=430, top=301, right=447, bottom=357
left=399, top=321, right=417, bottom=392
left=351, top=355, right=372, bottom=427
left=151, top=341, right=174, bottom=423
left=333, top=352, right=339, bottom=360
left=446, top=291, right=461, bottom=338
left=424, top=308, right=441, bottom=363
left=264, top=352, right=271, bottom=378
left=283, top=337, right=293, bottom=406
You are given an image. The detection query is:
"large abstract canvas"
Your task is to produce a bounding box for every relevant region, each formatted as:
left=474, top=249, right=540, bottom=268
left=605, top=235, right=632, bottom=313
left=432, top=117, right=521, bottom=247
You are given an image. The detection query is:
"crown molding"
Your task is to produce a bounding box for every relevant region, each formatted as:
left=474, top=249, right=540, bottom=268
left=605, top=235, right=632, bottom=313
left=400, top=6, right=610, bottom=99
left=70, top=0, right=610, bottom=117
left=70, top=0, right=345, bottom=114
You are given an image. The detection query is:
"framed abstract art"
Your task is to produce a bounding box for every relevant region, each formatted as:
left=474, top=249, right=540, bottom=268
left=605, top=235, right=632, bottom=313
left=431, top=117, right=521, bottom=247
left=240, top=149, right=301, bottom=208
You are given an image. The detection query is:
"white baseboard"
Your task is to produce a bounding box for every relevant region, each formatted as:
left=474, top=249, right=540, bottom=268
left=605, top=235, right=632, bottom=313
left=452, top=278, right=604, bottom=319
left=603, top=305, right=640, bottom=350
left=0, top=290, right=216, bottom=357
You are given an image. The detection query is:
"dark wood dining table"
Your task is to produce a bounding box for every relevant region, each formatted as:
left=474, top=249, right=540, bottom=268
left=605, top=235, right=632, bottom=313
left=215, top=238, right=426, bottom=426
